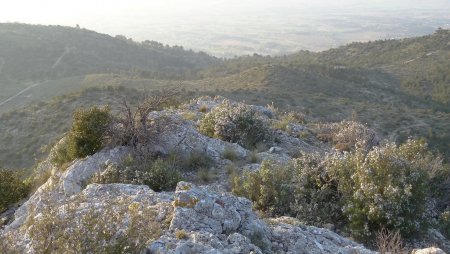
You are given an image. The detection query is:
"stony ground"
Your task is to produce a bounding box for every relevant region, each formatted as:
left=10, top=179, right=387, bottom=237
left=1, top=97, right=447, bottom=253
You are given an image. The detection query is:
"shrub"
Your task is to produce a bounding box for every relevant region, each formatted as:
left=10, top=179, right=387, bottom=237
left=197, top=167, right=215, bottom=183
left=314, top=120, right=379, bottom=152
left=143, top=159, right=182, bottom=192
left=272, top=111, right=306, bottom=131
left=198, top=105, right=208, bottom=113
left=232, top=139, right=445, bottom=243
left=181, top=111, right=198, bottom=121
left=248, top=150, right=259, bottom=163
left=184, top=152, right=212, bottom=171
left=67, top=106, right=111, bottom=159
left=108, top=91, right=178, bottom=149
left=332, top=139, right=433, bottom=240
left=175, top=230, right=189, bottom=240
left=5, top=193, right=166, bottom=253
left=375, top=228, right=407, bottom=254
left=91, top=155, right=181, bottom=192
left=232, top=160, right=293, bottom=216
left=51, top=106, right=111, bottom=166
left=0, top=168, right=30, bottom=213
left=291, top=153, right=344, bottom=226
left=232, top=155, right=343, bottom=227
left=438, top=210, right=450, bottom=238
left=223, top=147, right=238, bottom=161
left=199, top=101, right=272, bottom=149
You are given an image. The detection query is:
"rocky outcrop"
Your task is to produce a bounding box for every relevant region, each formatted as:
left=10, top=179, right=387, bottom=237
left=2, top=97, right=446, bottom=253
left=411, top=247, right=446, bottom=254
left=5, top=146, right=130, bottom=231
left=148, top=181, right=375, bottom=254
left=147, top=110, right=249, bottom=164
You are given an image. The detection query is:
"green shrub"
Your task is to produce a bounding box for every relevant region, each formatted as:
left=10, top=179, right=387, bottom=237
left=67, top=106, right=111, bottom=158
left=199, top=101, right=272, bottom=149
left=331, top=139, right=433, bottom=240
left=232, top=155, right=343, bottom=226
left=272, top=111, right=306, bottom=131
left=52, top=106, right=111, bottom=166
left=232, top=160, right=293, bottom=216
left=184, top=152, right=212, bottom=171
left=91, top=155, right=181, bottom=192
left=143, top=159, right=182, bottom=192
left=438, top=211, right=450, bottom=239
left=223, top=147, right=238, bottom=161
left=232, top=139, right=444, bottom=242
left=0, top=168, right=30, bottom=213
left=291, top=153, right=344, bottom=226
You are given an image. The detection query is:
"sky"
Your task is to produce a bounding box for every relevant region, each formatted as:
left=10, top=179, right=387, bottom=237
left=1, top=0, right=450, bottom=55
left=2, top=0, right=449, bottom=27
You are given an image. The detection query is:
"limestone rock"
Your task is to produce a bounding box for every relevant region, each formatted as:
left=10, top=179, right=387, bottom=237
left=148, top=182, right=374, bottom=254
left=147, top=111, right=248, bottom=163
left=4, top=97, right=443, bottom=254
left=411, top=247, right=446, bottom=254
left=5, top=146, right=130, bottom=231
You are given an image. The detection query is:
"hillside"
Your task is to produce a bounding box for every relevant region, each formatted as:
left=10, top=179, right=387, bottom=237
left=0, top=26, right=449, bottom=169
left=197, top=64, right=450, bottom=161
left=287, top=28, right=450, bottom=104
left=201, top=29, right=450, bottom=105
left=0, top=23, right=218, bottom=102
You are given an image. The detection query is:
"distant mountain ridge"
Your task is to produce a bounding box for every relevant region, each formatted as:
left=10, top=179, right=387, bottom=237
left=0, top=23, right=218, bottom=82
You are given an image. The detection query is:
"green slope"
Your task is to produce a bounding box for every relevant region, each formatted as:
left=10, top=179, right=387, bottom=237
left=0, top=23, right=218, bottom=85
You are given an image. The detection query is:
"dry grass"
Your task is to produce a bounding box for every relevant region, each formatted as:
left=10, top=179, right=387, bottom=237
left=376, top=228, right=408, bottom=254
left=223, top=147, right=238, bottom=161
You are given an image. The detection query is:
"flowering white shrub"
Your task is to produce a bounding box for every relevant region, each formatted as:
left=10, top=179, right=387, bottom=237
left=199, top=101, right=272, bottom=148
left=332, top=139, right=433, bottom=240
left=231, top=139, right=445, bottom=243
left=315, top=120, right=379, bottom=152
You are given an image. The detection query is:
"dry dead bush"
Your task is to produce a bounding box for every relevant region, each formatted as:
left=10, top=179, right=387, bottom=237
left=106, top=90, right=179, bottom=152
left=376, top=228, right=408, bottom=254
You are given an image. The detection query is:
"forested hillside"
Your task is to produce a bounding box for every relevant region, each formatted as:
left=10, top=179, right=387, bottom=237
left=0, top=23, right=218, bottom=82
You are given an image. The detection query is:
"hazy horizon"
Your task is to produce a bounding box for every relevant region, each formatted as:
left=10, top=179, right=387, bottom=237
left=2, top=0, right=450, bottom=56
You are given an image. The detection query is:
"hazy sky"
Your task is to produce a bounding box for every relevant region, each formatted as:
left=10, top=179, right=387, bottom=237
left=2, top=0, right=450, bottom=55
left=2, top=0, right=449, bottom=27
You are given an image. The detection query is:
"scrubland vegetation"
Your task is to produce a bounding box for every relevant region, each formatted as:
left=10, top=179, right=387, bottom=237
left=0, top=168, right=30, bottom=213
left=1, top=191, right=167, bottom=253
left=0, top=24, right=449, bottom=253
left=231, top=136, right=449, bottom=247
left=199, top=100, right=272, bottom=149
left=1, top=26, right=449, bottom=170
left=0, top=92, right=449, bottom=252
